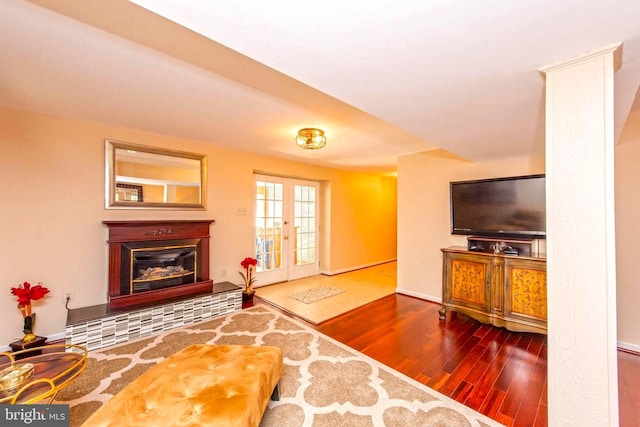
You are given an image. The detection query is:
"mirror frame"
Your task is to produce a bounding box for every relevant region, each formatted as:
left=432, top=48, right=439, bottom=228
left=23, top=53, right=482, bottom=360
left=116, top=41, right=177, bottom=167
left=105, top=139, right=207, bottom=210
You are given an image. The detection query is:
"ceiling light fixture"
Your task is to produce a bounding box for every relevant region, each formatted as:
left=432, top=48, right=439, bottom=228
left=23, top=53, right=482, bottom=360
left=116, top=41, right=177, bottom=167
left=296, top=128, right=326, bottom=150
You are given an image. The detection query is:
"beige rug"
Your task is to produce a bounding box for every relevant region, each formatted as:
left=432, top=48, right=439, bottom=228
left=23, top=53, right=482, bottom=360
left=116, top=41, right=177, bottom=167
left=256, top=262, right=397, bottom=324
left=289, top=286, right=345, bottom=304
left=56, top=305, right=503, bottom=427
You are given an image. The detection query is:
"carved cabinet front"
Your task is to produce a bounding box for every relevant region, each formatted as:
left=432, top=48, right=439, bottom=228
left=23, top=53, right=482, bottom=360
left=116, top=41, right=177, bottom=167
left=441, top=248, right=547, bottom=334
left=504, top=258, right=547, bottom=323
left=446, top=254, right=491, bottom=314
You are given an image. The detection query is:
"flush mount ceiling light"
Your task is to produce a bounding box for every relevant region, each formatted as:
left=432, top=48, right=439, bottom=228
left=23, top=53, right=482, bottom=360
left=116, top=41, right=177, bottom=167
left=296, top=128, right=326, bottom=150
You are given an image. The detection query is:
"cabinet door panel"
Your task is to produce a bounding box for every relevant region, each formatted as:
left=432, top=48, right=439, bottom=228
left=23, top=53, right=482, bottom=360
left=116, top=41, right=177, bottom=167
left=451, top=259, right=487, bottom=306
left=505, top=260, right=547, bottom=321
left=444, top=253, right=491, bottom=313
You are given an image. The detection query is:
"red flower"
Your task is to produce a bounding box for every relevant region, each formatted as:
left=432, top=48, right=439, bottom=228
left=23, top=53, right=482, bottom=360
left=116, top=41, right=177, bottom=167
left=241, top=257, right=258, bottom=269
left=239, top=257, right=258, bottom=292
left=11, top=281, right=50, bottom=307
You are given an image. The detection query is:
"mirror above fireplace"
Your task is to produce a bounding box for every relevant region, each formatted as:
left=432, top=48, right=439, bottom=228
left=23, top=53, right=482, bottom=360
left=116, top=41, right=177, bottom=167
left=105, top=139, right=207, bottom=209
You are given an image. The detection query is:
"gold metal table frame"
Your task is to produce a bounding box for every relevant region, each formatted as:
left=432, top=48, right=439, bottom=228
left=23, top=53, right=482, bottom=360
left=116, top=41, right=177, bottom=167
left=0, top=343, right=88, bottom=404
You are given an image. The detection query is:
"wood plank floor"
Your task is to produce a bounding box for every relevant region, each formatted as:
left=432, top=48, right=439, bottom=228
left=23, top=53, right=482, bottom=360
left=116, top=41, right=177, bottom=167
left=265, top=293, right=640, bottom=427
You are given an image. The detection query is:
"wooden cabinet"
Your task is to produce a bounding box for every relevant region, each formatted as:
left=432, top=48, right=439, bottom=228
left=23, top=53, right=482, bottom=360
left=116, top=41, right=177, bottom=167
left=440, top=247, right=547, bottom=334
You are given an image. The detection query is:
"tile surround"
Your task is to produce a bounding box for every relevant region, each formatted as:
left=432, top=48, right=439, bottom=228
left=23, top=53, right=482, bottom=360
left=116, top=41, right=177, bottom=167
left=66, top=284, right=242, bottom=351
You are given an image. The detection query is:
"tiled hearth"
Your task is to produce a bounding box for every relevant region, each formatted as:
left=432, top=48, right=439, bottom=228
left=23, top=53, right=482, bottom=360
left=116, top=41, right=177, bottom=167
left=66, top=282, right=241, bottom=351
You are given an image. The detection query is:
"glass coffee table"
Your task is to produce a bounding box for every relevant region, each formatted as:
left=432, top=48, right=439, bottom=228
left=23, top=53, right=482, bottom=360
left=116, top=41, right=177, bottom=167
left=0, top=344, right=87, bottom=404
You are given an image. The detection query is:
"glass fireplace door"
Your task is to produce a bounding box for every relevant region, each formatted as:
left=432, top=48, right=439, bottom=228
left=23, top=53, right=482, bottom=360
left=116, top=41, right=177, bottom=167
left=130, top=244, right=197, bottom=293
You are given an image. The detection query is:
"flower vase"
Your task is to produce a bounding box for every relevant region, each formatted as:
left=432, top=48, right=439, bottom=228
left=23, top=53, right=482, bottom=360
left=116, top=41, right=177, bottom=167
left=22, top=313, right=37, bottom=343
left=242, top=290, right=255, bottom=308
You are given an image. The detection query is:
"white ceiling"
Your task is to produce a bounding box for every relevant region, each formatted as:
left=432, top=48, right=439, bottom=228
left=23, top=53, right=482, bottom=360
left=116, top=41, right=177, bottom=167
left=2, top=0, right=640, bottom=172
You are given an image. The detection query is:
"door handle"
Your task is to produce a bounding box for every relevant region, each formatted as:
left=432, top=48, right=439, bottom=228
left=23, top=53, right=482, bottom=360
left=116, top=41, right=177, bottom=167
left=283, top=236, right=289, bottom=240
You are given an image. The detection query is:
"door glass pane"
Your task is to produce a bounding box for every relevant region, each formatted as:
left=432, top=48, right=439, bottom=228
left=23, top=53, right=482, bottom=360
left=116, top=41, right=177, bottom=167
left=293, top=184, right=316, bottom=266
left=256, top=180, right=283, bottom=272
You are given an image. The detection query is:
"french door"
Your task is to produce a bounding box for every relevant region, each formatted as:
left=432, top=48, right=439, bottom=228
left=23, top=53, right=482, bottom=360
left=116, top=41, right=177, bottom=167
left=254, top=175, right=320, bottom=286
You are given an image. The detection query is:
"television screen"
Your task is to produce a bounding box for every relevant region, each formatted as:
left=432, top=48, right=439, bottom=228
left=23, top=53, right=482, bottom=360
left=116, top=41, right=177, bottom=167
left=450, top=174, right=546, bottom=238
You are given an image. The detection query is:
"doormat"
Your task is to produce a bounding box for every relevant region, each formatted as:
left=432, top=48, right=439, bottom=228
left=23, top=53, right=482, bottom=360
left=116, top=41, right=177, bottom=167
left=288, top=286, right=345, bottom=304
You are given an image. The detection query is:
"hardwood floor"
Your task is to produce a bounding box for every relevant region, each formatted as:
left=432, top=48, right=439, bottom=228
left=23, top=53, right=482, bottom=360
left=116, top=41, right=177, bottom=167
left=268, top=293, right=639, bottom=427
left=619, top=349, right=640, bottom=427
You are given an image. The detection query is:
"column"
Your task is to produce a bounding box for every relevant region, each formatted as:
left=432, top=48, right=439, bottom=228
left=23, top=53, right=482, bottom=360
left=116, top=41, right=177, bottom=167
left=540, top=44, right=621, bottom=426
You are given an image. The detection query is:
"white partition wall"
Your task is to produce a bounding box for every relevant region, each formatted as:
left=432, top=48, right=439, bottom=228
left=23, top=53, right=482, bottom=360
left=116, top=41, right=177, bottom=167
left=540, top=44, right=621, bottom=426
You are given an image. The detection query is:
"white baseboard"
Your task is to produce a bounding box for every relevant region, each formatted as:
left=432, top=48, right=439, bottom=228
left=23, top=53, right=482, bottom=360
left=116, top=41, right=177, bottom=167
left=47, top=331, right=67, bottom=343
left=320, top=258, right=397, bottom=276
left=396, top=288, right=441, bottom=304
left=617, top=340, right=640, bottom=354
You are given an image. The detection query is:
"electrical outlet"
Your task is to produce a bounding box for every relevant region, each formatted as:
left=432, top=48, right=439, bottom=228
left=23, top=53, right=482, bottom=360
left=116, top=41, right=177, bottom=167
left=63, top=291, right=72, bottom=304
left=221, top=268, right=227, bottom=277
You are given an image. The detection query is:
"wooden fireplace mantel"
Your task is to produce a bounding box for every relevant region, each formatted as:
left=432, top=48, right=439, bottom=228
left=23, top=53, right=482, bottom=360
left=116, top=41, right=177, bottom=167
left=103, top=220, right=215, bottom=242
left=103, top=220, right=215, bottom=309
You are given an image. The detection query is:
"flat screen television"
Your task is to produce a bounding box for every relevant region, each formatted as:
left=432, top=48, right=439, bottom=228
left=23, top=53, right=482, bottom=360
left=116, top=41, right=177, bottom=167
left=450, top=174, right=546, bottom=238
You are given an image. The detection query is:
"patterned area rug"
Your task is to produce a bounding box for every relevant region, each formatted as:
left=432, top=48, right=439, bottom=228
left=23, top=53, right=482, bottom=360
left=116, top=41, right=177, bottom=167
left=56, top=305, right=503, bottom=427
left=288, top=286, right=345, bottom=304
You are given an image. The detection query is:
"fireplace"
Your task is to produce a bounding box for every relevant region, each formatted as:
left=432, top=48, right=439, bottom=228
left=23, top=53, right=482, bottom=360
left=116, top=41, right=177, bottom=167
left=103, top=220, right=215, bottom=309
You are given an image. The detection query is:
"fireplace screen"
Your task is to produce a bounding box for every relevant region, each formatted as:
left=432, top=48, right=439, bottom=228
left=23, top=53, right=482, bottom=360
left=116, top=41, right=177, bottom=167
left=130, top=244, right=197, bottom=293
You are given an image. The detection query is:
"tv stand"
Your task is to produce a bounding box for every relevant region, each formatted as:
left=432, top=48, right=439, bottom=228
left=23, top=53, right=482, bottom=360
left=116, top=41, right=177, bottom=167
left=440, top=247, right=547, bottom=334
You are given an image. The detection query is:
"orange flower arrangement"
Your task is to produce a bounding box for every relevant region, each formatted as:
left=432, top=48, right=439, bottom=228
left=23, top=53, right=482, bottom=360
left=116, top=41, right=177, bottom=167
left=10, top=281, right=50, bottom=342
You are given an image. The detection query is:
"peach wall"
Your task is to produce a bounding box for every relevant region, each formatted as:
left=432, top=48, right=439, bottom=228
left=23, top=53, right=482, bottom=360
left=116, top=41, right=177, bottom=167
left=326, top=173, right=397, bottom=273
left=397, top=150, right=545, bottom=301
left=0, top=106, right=396, bottom=346
left=615, top=138, right=640, bottom=350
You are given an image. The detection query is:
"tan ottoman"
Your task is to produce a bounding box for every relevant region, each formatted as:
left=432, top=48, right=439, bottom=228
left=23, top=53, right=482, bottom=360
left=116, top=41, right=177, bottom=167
left=81, top=344, right=283, bottom=427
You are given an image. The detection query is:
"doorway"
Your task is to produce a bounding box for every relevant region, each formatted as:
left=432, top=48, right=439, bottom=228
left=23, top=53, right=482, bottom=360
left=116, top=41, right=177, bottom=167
left=254, top=174, right=320, bottom=285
